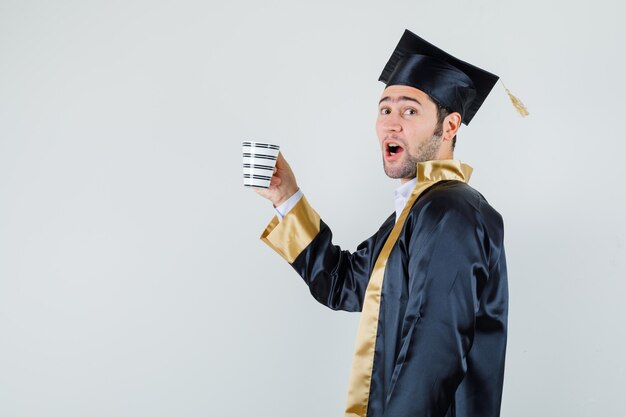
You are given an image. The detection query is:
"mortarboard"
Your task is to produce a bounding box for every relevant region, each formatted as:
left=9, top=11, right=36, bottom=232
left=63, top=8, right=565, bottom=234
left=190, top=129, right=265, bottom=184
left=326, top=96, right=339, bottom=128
left=379, top=29, right=524, bottom=125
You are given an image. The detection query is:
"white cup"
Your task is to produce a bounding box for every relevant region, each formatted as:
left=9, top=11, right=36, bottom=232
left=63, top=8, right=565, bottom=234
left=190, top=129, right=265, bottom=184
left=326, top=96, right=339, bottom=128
left=242, top=141, right=280, bottom=188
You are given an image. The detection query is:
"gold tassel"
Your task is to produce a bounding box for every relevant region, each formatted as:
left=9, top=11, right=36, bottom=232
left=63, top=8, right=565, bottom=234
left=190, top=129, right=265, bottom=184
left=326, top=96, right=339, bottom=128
left=501, top=80, right=529, bottom=117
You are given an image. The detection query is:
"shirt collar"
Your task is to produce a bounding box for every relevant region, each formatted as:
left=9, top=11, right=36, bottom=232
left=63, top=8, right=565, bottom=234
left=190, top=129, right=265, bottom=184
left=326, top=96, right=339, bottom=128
left=394, top=177, right=417, bottom=201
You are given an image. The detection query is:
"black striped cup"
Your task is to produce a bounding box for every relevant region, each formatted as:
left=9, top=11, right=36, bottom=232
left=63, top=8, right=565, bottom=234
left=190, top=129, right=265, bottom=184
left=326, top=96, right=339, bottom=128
left=242, top=141, right=280, bottom=188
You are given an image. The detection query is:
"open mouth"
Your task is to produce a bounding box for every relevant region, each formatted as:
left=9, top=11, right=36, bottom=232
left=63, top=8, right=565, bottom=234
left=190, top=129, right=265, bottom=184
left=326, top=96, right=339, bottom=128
left=386, top=142, right=404, bottom=158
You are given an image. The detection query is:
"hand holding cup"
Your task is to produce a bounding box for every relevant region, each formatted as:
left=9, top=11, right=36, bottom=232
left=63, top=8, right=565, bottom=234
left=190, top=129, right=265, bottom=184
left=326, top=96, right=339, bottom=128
left=254, top=152, right=298, bottom=207
left=242, top=141, right=298, bottom=207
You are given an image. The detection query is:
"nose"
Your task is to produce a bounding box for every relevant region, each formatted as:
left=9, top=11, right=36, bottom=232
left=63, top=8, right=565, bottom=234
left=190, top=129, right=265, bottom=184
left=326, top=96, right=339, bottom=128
left=380, top=112, right=402, bottom=132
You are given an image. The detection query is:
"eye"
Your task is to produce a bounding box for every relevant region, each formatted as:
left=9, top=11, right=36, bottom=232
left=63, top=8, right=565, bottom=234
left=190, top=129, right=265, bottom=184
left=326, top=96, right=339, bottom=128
left=403, top=108, right=418, bottom=116
left=379, top=107, right=391, bottom=115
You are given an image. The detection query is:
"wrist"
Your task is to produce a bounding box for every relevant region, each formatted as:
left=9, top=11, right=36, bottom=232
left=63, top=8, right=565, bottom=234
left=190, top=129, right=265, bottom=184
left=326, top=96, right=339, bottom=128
left=273, top=186, right=299, bottom=207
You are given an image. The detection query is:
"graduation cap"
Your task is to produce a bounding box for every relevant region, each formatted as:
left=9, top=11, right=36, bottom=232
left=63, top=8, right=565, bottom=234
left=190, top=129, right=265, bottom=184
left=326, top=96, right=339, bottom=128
left=379, top=29, right=527, bottom=125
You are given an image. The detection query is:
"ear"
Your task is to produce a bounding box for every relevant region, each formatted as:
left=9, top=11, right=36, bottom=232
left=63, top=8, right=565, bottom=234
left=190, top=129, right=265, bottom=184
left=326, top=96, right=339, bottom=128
left=442, top=112, right=462, bottom=142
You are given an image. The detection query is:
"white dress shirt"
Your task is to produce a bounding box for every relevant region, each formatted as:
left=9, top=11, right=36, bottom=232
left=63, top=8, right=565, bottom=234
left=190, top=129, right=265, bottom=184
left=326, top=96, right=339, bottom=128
left=393, top=177, right=417, bottom=222
left=274, top=178, right=418, bottom=223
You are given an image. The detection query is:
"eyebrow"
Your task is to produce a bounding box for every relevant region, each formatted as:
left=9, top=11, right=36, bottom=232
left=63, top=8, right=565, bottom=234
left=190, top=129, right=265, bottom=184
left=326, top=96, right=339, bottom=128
left=378, top=96, right=423, bottom=106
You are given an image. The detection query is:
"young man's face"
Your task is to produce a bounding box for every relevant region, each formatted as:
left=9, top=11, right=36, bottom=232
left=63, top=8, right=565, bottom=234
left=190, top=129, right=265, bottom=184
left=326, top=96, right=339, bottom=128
left=376, top=85, right=445, bottom=182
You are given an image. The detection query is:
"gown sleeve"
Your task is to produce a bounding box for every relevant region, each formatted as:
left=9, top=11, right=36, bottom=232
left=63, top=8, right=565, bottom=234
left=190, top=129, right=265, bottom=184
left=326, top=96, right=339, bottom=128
left=381, top=195, right=497, bottom=417
left=260, top=195, right=387, bottom=312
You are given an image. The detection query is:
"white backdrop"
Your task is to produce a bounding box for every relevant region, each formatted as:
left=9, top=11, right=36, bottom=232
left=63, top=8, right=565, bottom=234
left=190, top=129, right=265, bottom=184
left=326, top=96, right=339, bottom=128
left=1, top=1, right=625, bottom=416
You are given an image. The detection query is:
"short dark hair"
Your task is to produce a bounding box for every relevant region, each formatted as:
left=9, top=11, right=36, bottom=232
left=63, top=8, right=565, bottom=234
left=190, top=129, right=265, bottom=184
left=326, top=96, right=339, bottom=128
left=435, top=103, right=457, bottom=149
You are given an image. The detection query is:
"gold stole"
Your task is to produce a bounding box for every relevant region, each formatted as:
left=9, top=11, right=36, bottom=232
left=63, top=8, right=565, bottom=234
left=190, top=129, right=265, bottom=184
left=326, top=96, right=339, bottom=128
left=344, top=159, right=472, bottom=417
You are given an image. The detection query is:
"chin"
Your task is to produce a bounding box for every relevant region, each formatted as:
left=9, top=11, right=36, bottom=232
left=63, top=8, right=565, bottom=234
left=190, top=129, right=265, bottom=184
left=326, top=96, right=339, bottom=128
left=383, top=166, right=406, bottom=179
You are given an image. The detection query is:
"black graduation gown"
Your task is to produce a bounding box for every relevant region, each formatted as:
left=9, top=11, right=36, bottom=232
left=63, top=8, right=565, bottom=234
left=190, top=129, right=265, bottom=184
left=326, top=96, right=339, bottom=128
left=261, top=179, right=508, bottom=417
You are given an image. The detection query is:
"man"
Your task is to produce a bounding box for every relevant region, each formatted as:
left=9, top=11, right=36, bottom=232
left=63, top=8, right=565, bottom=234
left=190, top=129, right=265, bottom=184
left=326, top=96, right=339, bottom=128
left=254, top=30, right=508, bottom=417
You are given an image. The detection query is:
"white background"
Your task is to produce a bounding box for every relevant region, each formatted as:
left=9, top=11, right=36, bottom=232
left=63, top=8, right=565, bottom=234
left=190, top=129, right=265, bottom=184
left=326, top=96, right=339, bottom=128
left=1, top=0, right=625, bottom=416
